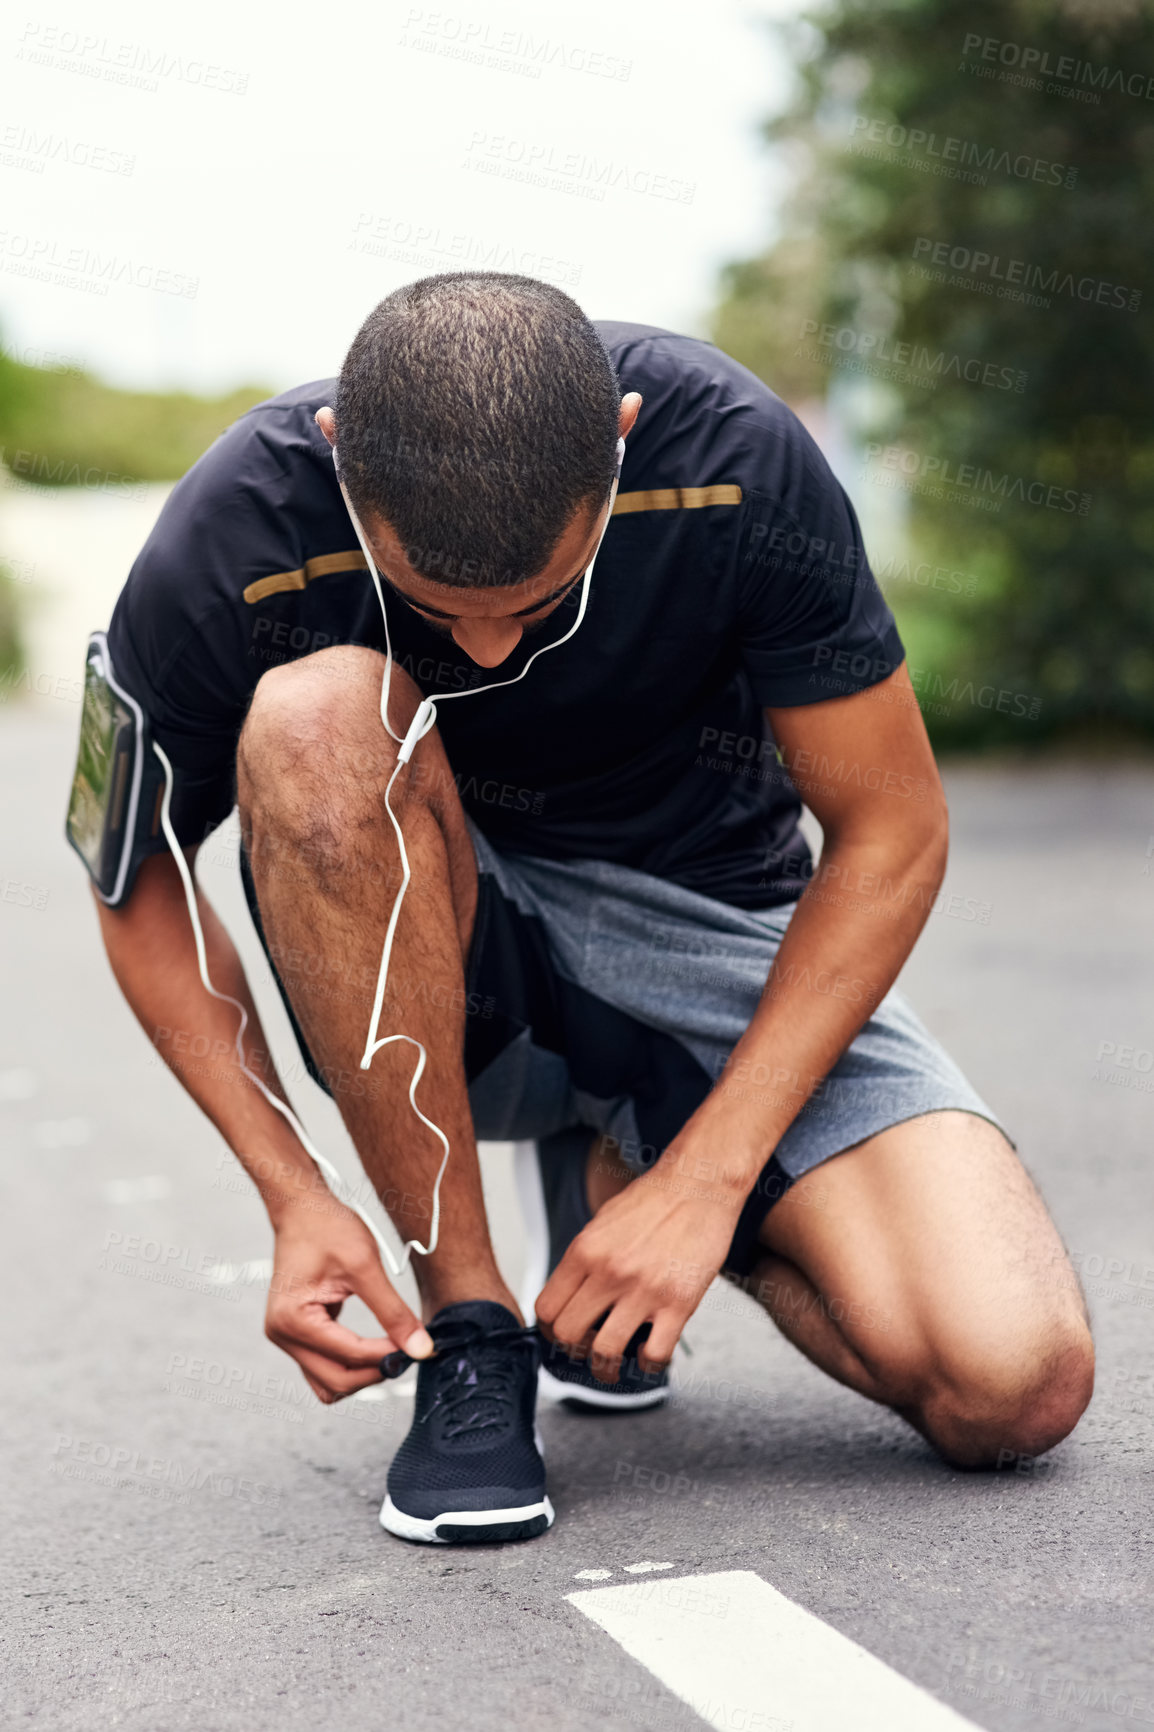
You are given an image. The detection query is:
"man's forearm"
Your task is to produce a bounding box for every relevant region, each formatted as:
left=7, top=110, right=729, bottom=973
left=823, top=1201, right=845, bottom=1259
left=97, top=852, right=436, bottom=1392
left=660, top=812, right=949, bottom=1198
left=96, top=852, right=328, bottom=1227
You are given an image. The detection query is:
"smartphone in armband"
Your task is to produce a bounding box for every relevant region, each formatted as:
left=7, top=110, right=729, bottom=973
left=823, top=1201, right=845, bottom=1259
left=65, top=632, right=165, bottom=906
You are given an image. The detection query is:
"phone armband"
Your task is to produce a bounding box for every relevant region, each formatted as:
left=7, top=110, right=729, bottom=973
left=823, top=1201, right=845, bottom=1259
left=65, top=632, right=165, bottom=906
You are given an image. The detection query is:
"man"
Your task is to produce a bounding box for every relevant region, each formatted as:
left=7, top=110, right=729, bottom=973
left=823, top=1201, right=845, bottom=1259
left=76, top=272, right=1093, bottom=1546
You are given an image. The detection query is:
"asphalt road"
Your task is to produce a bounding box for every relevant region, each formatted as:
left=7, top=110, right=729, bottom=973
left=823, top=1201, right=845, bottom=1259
left=3, top=706, right=1153, bottom=1732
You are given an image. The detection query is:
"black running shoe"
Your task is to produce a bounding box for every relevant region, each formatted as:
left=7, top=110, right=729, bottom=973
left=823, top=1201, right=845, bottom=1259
left=516, top=1130, right=670, bottom=1411
left=380, top=1300, right=553, bottom=1545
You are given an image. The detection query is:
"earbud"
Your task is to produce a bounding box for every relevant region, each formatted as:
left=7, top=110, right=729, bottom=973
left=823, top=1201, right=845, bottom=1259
left=398, top=697, right=437, bottom=764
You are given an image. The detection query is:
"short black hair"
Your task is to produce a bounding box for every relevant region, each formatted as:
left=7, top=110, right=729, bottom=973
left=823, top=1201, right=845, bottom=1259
left=334, top=273, right=621, bottom=589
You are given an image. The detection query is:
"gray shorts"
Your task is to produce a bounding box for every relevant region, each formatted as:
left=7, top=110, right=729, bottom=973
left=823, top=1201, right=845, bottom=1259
left=462, top=826, right=1006, bottom=1271
left=245, top=819, right=1006, bottom=1276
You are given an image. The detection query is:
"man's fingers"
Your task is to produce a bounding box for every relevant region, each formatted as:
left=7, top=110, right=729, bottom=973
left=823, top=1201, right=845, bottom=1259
left=352, top=1259, right=433, bottom=1359
left=550, top=1280, right=619, bottom=1358
left=292, top=1347, right=387, bottom=1404
left=589, top=1304, right=650, bottom=1384
left=534, top=1248, right=587, bottom=1338
left=268, top=1301, right=396, bottom=1369
left=640, top=1313, right=682, bottom=1373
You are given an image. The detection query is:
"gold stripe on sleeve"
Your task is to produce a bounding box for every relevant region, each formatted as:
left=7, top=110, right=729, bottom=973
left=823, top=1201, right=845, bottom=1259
left=611, top=484, right=742, bottom=516
left=243, top=549, right=368, bottom=604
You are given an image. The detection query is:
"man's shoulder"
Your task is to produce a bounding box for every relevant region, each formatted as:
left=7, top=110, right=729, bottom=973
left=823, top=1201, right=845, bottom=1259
left=253, top=376, right=338, bottom=413
left=595, top=321, right=784, bottom=405
left=197, top=377, right=338, bottom=484
left=594, top=322, right=803, bottom=489
left=123, top=377, right=348, bottom=614
left=153, top=378, right=339, bottom=537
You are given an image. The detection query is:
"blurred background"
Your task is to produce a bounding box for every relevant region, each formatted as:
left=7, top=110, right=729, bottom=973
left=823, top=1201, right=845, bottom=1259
left=2, top=0, right=1149, bottom=749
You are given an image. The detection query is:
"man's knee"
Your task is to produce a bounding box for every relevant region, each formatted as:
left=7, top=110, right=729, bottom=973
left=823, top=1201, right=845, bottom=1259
left=912, top=1317, right=1095, bottom=1469
left=234, top=647, right=473, bottom=906
left=240, top=647, right=394, bottom=773
left=237, top=647, right=425, bottom=813
left=236, top=649, right=436, bottom=885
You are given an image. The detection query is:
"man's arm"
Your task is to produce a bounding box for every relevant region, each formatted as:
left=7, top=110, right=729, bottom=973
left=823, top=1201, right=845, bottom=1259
left=96, top=849, right=432, bottom=1398
left=535, top=661, right=948, bottom=1373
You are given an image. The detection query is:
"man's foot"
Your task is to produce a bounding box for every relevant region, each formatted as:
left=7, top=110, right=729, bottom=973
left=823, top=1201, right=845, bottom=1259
left=537, top=1319, right=670, bottom=1411
left=381, top=1300, right=554, bottom=1545
left=515, top=1132, right=670, bottom=1411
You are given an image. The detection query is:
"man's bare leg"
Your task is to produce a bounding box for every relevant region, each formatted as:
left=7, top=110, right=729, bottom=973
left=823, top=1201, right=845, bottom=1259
left=580, top=1111, right=1093, bottom=1466
left=740, top=1111, right=1093, bottom=1465
left=236, top=644, right=517, bottom=1322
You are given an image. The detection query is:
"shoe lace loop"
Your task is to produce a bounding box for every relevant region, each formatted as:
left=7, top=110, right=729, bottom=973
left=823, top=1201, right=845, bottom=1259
left=419, top=1321, right=540, bottom=1440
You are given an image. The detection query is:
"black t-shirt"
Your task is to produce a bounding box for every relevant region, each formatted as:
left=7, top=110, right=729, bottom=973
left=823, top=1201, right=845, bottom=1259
left=106, top=321, right=904, bottom=909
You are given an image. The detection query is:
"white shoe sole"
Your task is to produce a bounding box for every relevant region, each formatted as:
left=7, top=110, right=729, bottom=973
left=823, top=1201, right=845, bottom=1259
left=538, top=1365, right=668, bottom=1410
left=380, top=1494, right=555, bottom=1545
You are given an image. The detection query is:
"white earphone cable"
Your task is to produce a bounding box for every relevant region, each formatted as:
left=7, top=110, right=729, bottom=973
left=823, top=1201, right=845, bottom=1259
left=158, top=438, right=622, bottom=1273
left=152, top=739, right=438, bottom=1275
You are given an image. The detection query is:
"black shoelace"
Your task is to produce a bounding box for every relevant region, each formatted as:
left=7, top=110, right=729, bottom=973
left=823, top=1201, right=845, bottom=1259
left=380, top=1320, right=541, bottom=1439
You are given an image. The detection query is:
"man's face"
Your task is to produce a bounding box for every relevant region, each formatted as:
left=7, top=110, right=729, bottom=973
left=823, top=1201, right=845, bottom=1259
left=357, top=495, right=608, bottom=669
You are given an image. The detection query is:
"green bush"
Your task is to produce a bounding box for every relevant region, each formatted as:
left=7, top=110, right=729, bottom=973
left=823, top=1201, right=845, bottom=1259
left=0, top=342, right=270, bottom=484
left=0, top=560, right=24, bottom=690
left=713, top=0, right=1154, bottom=748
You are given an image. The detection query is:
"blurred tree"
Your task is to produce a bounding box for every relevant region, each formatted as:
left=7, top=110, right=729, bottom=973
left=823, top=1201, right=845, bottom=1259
left=0, top=344, right=271, bottom=683
left=0, top=344, right=269, bottom=484
left=714, top=0, right=1154, bottom=746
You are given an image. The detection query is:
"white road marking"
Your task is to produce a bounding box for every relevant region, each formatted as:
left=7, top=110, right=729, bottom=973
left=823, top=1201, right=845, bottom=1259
left=568, top=1570, right=980, bottom=1732
left=623, top=1561, right=673, bottom=1574
left=574, top=1569, right=614, bottom=1582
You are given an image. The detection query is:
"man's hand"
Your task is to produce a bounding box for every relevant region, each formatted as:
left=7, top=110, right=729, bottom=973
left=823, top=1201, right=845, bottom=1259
left=534, top=1162, right=742, bottom=1381
left=265, top=1199, right=433, bottom=1403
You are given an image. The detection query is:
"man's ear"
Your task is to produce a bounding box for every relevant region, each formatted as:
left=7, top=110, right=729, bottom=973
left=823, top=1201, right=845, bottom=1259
left=619, top=392, right=642, bottom=441
left=315, top=405, right=337, bottom=448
